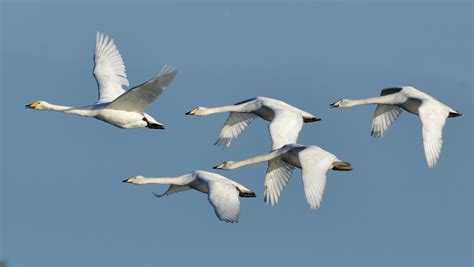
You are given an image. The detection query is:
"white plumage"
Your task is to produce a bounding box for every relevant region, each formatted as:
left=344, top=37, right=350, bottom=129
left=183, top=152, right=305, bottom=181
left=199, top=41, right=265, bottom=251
left=123, top=170, right=256, bottom=223
left=185, top=97, right=320, bottom=150
left=214, top=144, right=352, bottom=209
left=330, top=86, right=461, bottom=167
left=26, top=32, right=177, bottom=130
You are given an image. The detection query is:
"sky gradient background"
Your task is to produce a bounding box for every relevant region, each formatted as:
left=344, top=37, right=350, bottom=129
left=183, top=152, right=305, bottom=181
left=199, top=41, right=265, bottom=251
left=1, top=1, right=472, bottom=266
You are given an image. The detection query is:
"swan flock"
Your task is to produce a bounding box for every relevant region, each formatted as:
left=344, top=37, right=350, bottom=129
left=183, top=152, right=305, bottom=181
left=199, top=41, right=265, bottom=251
left=26, top=32, right=462, bottom=222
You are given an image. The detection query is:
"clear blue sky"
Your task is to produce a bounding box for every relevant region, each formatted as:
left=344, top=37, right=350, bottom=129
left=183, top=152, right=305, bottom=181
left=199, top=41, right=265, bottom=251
left=1, top=1, right=472, bottom=266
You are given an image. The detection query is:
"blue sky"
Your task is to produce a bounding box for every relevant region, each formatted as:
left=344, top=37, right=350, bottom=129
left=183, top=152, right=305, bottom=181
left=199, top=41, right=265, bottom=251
left=1, top=1, right=472, bottom=266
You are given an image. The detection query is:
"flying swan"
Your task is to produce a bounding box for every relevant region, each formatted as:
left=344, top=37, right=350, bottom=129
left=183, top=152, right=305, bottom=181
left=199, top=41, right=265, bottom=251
left=213, top=144, right=352, bottom=209
left=26, top=32, right=177, bottom=129
left=123, top=170, right=256, bottom=223
left=185, top=97, right=321, bottom=149
left=330, top=86, right=461, bottom=167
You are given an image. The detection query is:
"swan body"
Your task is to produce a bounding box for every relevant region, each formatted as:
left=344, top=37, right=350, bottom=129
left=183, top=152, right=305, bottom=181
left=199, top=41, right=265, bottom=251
left=123, top=170, right=256, bottom=223
left=214, top=144, right=352, bottom=209
left=26, top=32, right=177, bottom=129
left=330, top=86, right=461, bottom=167
left=186, top=97, right=321, bottom=149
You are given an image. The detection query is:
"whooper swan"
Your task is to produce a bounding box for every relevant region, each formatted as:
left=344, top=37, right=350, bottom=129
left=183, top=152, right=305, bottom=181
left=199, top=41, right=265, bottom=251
left=26, top=32, right=177, bottom=129
left=330, top=86, right=461, bottom=167
left=186, top=97, right=320, bottom=149
left=123, top=170, right=256, bottom=223
left=214, top=144, right=351, bottom=209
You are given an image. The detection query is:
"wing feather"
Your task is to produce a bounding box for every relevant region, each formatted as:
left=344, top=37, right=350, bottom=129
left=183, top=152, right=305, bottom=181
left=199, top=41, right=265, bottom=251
left=299, top=147, right=336, bottom=209
left=269, top=109, right=303, bottom=150
left=263, top=159, right=294, bottom=206
left=93, top=32, right=129, bottom=104
left=153, top=185, right=191, bottom=198
left=418, top=102, right=448, bottom=168
left=215, top=112, right=258, bottom=148
left=207, top=181, right=240, bottom=223
left=106, top=65, right=177, bottom=112
left=371, top=105, right=403, bottom=138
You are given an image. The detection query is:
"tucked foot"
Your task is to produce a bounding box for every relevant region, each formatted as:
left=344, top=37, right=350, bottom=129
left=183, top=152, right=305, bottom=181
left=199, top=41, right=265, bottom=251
left=304, top=117, right=322, bottom=123
left=142, top=117, right=165, bottom=129
left=332, top=161, right=352, bottom=171
left=239, top=191, right=257, bottom=198
left=448, top=112, right=462, bottom=118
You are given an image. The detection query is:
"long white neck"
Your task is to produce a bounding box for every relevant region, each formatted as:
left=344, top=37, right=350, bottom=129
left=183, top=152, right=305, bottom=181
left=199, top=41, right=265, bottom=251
left=43, top=103, right=96, bottom=117
left=226, top=151, right=280, bottom=170
left=202, top=105, right=242, bottom=115
left=346, top=95, right=400, bottom=107
left=139, top=176, right=190, bottom=185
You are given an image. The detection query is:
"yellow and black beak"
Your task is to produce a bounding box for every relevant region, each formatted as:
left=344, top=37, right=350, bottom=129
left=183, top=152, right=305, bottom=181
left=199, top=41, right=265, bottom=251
left=25, top=102, right=39, bottom=109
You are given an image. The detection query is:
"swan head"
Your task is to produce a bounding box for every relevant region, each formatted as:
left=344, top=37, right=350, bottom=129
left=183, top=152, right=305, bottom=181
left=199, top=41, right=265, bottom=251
left=213, top=161, right=235, bottom=170
left=330, top=99, right=352, bottom=108
left=122, top=175, right=146, bottom=185
left=185, top=107, right=209, bottom=116
left=25, top=101, right=49, bottom=110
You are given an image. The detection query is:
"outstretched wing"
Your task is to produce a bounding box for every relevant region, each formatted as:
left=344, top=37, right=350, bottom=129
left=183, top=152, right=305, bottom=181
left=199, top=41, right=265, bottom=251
left=418, top=102, right=448, bottom=168
left=93, top=32, right=129, bottom=104
left=263, top=159, right=294, bottom=206
left=207, top=181, right=241, bottom=223
left=153, top=185, right=191, bottom=198
left=371, top=105, right=403, bottom=138
left=371, top=88, right=404, bottom=138
left=269, top=108, right=303, bottom=150
left=106, top=65, right=177, bottom=112
left=215, top=112, right=258, bottom=148
left=299, top=146, right=336, bottom=209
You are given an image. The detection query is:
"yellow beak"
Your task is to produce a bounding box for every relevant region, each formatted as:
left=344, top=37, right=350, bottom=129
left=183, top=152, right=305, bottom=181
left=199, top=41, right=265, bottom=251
left=26, top=102, right=39, bottom=109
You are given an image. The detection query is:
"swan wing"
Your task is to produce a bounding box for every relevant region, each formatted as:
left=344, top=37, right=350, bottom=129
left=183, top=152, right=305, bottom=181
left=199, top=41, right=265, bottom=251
left=215, top=112, right=258, bottom=148
left=207, top=181, right=240, bottom=223
left=93, top=32, right=129, bottom=104
left=264, top=159, right=294, bottom=206
left=269, top=108, right=303, bottom=149
left=106, top=65, right=177, bottom=112
left=418, top=102, right=448, bottom=168
left=299, top=147, right=336, bottom=209
left=153, top=185, right=191, bottom=198
left=371, top=105, right=403, bottom=138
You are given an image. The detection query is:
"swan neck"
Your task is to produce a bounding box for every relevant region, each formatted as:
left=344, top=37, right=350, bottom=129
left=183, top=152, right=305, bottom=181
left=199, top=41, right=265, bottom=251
left=141, top=177, right=181, bottom=185
left=205, top=105, right=241, bottom=115
left=229, top=152, right=277, bottom=169
left=45, top=104, right=95, bottom=117
left=347, top=95, right=397, bottom=106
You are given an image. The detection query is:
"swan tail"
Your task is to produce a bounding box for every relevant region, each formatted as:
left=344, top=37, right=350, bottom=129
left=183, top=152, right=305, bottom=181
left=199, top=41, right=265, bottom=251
left=239, top=190, right=256, bottom=198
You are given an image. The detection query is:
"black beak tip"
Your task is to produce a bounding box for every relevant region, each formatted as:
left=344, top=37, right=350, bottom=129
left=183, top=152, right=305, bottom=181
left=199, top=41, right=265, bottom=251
left=185, top=111, right=192, bottom=115
left=212, top=166, right=218, bottom=169
left=122, top=179, right=128, bottom=183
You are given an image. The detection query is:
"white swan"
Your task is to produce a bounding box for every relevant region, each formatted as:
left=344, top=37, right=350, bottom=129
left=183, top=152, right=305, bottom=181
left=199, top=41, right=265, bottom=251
left=26, top=32, right=177, bottom=129
left=185, top=97, right=321, bottom=149
left=213, top=144, right=352, bottom=209
left=330, top=86, right=462, bottom=167
left=123, top=170, right=256, bottom=223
